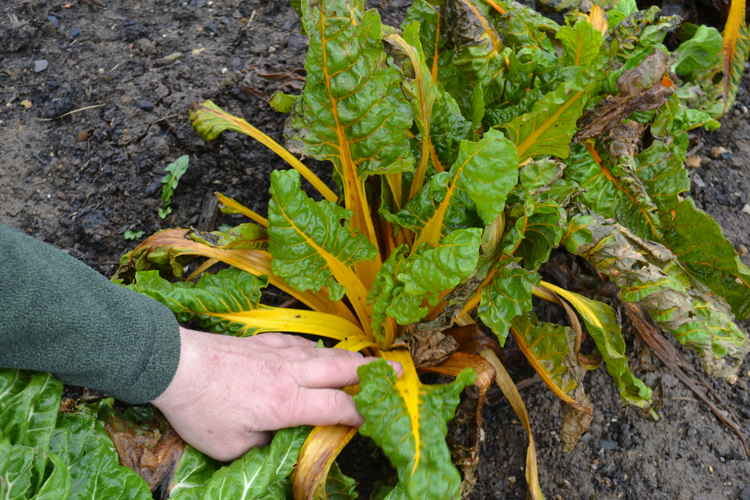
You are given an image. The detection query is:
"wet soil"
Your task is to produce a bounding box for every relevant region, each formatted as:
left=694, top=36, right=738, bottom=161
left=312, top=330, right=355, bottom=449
left=1, top=0, right=749, bottom=498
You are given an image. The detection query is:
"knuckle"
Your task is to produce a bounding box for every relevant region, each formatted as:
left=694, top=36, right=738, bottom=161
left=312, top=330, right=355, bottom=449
left=277, top=386, right=305, bottom=425
left=334, top=357, right=362, bottom=377
left=257, top=357, right=286, bottom=379
left=327, top=390, right=350, bottom=411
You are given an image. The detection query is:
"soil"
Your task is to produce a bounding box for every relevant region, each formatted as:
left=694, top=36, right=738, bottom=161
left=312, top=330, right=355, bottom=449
left=1, top=0, right=749, bottom=499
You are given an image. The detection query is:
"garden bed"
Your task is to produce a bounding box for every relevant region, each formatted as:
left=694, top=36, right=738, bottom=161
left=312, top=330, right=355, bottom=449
left=1, top=0, right=749, bottom=498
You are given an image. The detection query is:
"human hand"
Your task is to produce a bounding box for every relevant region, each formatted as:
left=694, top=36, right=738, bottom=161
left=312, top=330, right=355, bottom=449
left=151, top=327, right=396, bottom=461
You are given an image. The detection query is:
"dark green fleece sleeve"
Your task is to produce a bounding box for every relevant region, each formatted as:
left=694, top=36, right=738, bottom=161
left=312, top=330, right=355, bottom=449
left=0, top=224, right=180, bottom=404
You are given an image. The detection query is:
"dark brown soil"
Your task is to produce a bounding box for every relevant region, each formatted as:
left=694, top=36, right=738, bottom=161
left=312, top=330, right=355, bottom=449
left=1, top=1, right=748, bottom=499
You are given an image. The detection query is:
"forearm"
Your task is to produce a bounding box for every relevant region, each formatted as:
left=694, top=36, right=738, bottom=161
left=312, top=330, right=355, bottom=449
left=0, top=224, right=180, bottom=403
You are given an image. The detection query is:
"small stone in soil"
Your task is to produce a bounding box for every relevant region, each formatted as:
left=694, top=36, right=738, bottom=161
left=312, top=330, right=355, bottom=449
left=742, top=204, right=750, bottom=215
left=692, top=173, right=706, bottom=189
left=34, top=59, right=49, bottom=72
left=154, top=52, right=183, bottom=66
left=145, top=179, right=162, bottom=196
left=136, top=100, right=155, bottom=111
left=685, top=155, right=702, bottom=168
left=47, top=15, right=60, bottom=27
left=738, top=245, right=749, bottom=257
left=710, top=146, right=729, bottom=158
left=599, top=439, right=618, bottom=451
left=69, top=27, right=81, bottom=38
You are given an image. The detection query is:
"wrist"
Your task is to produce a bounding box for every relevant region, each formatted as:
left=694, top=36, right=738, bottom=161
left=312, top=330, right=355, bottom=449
left=151, top=327, right=211, bottom=410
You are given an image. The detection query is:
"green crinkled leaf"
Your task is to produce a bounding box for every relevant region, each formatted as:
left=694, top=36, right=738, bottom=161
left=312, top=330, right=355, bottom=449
left=536, top=0, right=585, bottom=12
left=607, top=0, right=638, bottom=28
left=0, top=442, right=37, bottom=500
left=0, top=370, right=61, bottom=492
left=512, top=313, right=584, bottom=397
left=269, top=92, right=298, bottom=114
left=396, top=21, right=439, bottom=148
left=268, top=170, right=376, bottom=301
left=635, top=139, right=690, bottom=207
left=493, top=0, right=559, bottom=50
left=501, top=199, right=566, bottom=270
left=160, top=155, right=190, bottom=209
left=567, top=216, right=750, bottom=380
left=483, top=39, right=561, bottom=129
left=517, top=158, right=578, bottom=205
left=388, top=129, right=518, bottom=236
left=674, top=22, right=749, bottom=120
left=501, top=69, right=591, bottom=161
left=403, top=0, right=440, bottom=61
left=354, top=360, right=474, bottom=500
left=430, top=86, right=473, bottom=168
left=478, top=264, right=540, bottom=346
left=369, top=247, right=425, bottom=339
left=439, top=0, right=505, bottom=116
left=608, top=6, right=678, bottom=66
left=657, top=198, right=750, bottom=321
left=561, top=214, right=595, bottom=254
left=556, top=18, right=604, bottom=68
left=674, top=106, right=720, bottom=132
left=0, top=371, right=61, bottom=453
left=31, top=452, right=72, bottom=500
left=49, top=409, right=151, bottom=500
left=486, top=86, right=543, bottom=130
left=0, top=372, right=76, bottom=500
left=452, top=129, right=519, bottom=226
left=635, top=12, right=681, bottom=49
left=201, top=426, right=309, bottom=500
left=370, top=229, right=481, bottom=332
left=554, top=287, right=652, bottom=408
left=382, top=172, right=480, bottom=235
left=400, top=229, right=482, bottom=296
left=633, top=123, right=750, bottom=319
left=289, top=0, right=414, bottom=176
left=565, top=144, right=662, bottom=240
left=325, top=463, right=358, bottom=500
left=128, top=268, right=266, bottom=335
left=518, top=158, right=565, bottom=194
left=169, top=446, right=221, bottom=500
left=516, top=201, right=566, bottom=270
left=650, top=91, right=693, bottom=145
left=673, top=25, right=722, bottom=79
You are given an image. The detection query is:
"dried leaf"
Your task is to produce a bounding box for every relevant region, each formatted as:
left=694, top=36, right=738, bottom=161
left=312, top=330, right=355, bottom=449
left=511, top=314, right=588, bottom=412
left=566, top=216, right=750, bottom=380
left=560, top=389, right=593, bottom=452
left=576, top=50, right=673, bottom=141
left=104, top=414, right=185, bottom=490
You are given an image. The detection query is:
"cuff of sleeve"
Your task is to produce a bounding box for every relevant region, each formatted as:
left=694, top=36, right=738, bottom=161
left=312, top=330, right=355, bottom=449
left=115, top=302, right=181, bottom=404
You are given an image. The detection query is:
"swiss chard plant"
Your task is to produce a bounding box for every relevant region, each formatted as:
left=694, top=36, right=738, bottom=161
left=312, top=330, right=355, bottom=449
left=3, top=0, right=750, bottom=498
